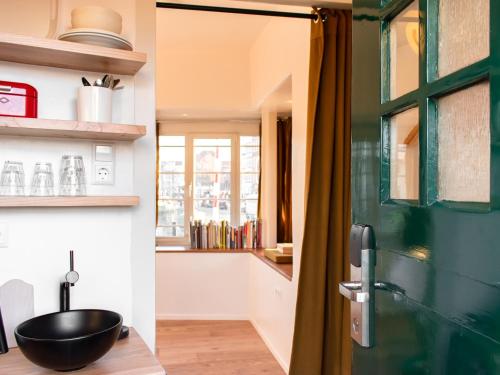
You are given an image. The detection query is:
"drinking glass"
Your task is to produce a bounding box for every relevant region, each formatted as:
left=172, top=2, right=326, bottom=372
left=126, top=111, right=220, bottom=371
left=0, top=161, right=25, bottom=196
left=30, top=162, right=55, bottom=196
left=59, top=155, right=87, bottom=196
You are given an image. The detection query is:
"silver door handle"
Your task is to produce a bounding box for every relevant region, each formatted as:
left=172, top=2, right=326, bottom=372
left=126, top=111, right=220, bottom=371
left=340, top=224, right=377, bottom=348
left=339, top=282, right=370, bottom=303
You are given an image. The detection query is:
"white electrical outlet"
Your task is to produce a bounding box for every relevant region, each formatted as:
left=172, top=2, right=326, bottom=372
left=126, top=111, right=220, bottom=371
left=92, top=144, right=115, bottom=185
left=94, top=162, right=114, bottom=185
left=0, top=222, right=9, bottom=247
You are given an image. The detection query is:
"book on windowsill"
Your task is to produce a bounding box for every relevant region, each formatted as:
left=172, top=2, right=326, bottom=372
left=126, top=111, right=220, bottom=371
left=264, top=249, right=293, bottom=264
left=189, top=219, right=263, bottom=250
left=276, top=243, right=293, bottom=255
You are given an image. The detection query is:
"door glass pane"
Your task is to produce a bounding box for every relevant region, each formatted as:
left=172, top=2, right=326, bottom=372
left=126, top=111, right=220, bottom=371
left=438, top=0, right=489, bottom=78
left=390, top=107, right=419, bottom=200
left=390, top=1, right=419, bottom=99
left=438, top=82, right=490, bottom=203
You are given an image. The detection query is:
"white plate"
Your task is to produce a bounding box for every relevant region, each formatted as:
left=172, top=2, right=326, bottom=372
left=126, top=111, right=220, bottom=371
left=58, top=28, right=132, bottom=51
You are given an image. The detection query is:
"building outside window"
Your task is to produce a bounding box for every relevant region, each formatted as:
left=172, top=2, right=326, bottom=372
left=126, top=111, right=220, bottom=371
left=157, top=122, right=260, bottom=245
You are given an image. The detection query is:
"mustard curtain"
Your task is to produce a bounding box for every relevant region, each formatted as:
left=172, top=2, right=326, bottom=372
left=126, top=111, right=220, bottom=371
left=290, top=8, right=352, bottom=375
left=277, top=117, right=293, bottom=243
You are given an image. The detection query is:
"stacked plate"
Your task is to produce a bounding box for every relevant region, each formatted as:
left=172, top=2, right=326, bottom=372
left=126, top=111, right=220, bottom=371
left=58, top=6, right=132, bottom=51
left=58, top=28, right=132, bottom=51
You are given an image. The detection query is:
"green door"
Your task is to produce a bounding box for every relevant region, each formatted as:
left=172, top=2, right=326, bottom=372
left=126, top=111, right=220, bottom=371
left=352, top=0, right=500, bottom=373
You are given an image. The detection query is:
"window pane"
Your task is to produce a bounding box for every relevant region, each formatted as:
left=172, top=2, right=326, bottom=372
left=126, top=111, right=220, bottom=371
left=438, top=0, right=489, bottom=78
left=240, top=146, right=260, bottom=172
left=159, top=147, right=184, bottom=172
left=158, top=200, right=185, bottom=228
left=159, top=174, right=184, bottom=199
left=390, top=107, right=419, bottom=200
left=438, top=82, right=490, bottom=202
left=194, top=146, right=231, bottom=172
left=389, top=1, right=419, bottom=99
left=194, top=138, right=231, bottom=147
left=156, top=226, right=184, bottom=237
left=240, top=199, right=258, bottom=224
left=194, top=173, right=231, bottom=199
left=159, top=136, right=185, bottom=147
left=240, top=136, right=260, bottom=146
left=194, top=200, right=231, bottom=222
left=240, top=173, right=259, bottom=199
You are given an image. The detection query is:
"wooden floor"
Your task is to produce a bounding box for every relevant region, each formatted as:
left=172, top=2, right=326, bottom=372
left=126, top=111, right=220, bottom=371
left=156, top=320, right=286, bottom=375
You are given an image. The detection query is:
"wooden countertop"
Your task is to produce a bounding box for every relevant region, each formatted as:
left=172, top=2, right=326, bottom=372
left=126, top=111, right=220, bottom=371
left=0, top=328, right=165, bottom=375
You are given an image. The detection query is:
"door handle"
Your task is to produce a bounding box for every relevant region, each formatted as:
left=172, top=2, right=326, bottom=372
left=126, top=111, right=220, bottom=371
left=340, top=281, right=406, bottom=302
left=339, top=224, right=376, bottom=348
left=339, top=282, right=369, bottom=303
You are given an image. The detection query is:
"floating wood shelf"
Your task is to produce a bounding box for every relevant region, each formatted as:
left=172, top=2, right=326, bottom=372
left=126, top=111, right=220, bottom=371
left=0, top=32, right=147, bottom=75
left=0, top=116, right=146, bottom=141
left=0, top=196, right=140, bottom=207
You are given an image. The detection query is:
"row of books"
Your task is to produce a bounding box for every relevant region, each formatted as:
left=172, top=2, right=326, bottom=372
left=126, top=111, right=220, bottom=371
left=190, top=219, right=263, bottom=249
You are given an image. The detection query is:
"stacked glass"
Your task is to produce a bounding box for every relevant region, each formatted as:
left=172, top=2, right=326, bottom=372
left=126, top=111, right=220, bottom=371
left=59, top=155, right=86, bottom=196
left=0, top=161, right=25, bottom=196
left=30, top=162, right=55, bottom=196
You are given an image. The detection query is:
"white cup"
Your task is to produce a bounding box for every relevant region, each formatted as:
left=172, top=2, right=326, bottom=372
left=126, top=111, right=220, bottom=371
left=77, top=86, right=112, bottom=123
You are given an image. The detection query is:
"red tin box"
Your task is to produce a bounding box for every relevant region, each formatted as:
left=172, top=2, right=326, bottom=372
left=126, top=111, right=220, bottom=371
left=0, top=80, right=38, bottom=118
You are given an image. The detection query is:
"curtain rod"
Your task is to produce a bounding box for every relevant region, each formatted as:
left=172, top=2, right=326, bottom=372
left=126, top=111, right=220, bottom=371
left=156, top=2, right=317, bottom=20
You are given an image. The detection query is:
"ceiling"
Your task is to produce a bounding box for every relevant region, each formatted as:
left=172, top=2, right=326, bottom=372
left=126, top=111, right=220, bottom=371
left=156, top=7, right=272, bottom=50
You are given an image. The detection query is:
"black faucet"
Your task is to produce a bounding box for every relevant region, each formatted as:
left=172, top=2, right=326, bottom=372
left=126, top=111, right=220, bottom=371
left=60, top=250, right=79, bottom=312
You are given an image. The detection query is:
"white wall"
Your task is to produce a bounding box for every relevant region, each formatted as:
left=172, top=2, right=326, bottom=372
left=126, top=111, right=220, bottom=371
left=131, top=0, right=157, bottom=351
left=0, top=0, right=157, bottom=350
left=260, top=110, right=278, bottom=248
left=156, top=253, right=250, bottom=320
left=248, top=16, right=310, bottom=373
left=156, top=47, right=253, bottom=118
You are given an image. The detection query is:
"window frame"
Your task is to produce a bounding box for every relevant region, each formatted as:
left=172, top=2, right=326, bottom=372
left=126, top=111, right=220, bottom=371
left=156, top=121, right=260, bottom=246
left=379, top=0, right=493, bottom=210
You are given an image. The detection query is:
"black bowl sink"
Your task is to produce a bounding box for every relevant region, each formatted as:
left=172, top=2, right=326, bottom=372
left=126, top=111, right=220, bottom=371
left=15, top=309, right=122, bottom=372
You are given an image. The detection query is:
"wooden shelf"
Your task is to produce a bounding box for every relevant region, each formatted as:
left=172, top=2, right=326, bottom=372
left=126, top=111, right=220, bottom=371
left=0, top=32, right=147, bottom=75
left=0, top=116, right=146, bottom=141
left=0, top=196, right=140, bottom=207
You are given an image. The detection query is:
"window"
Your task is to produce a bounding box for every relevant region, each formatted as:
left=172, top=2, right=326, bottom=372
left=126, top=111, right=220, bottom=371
left=156, top=123, right=260, bottom=244
left=380, top=0, right=492, bottom=207
left=240, top=136, right=260, bottom=224
left=157, top=136, right=185, bottom=238
left=193, top=138, right=232, bottom=223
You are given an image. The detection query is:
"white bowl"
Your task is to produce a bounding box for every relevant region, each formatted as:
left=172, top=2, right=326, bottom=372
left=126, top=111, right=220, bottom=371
left=71, top=6, right=122, bottom=34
